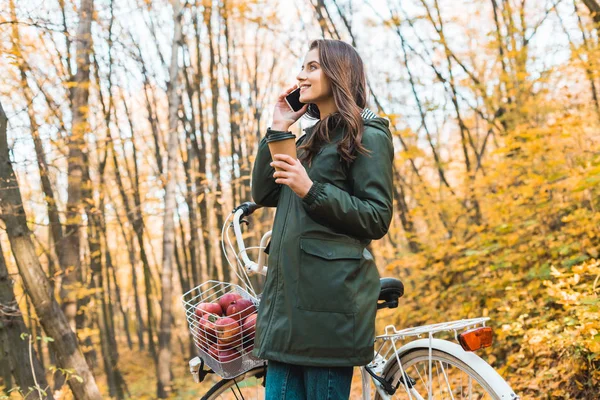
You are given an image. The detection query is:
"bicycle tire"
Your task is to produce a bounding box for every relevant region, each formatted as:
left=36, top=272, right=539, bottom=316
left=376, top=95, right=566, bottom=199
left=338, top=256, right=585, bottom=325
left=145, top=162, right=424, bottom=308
left=374, top=348, right=505, bottom=400
left=201, top=365, right=267, bottom=400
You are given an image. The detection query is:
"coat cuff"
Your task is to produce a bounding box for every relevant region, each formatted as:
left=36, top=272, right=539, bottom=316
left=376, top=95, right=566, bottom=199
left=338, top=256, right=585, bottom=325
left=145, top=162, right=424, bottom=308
left=267, top=127, right=292, bottom=137
left=302, top=181, right=324, bottom=207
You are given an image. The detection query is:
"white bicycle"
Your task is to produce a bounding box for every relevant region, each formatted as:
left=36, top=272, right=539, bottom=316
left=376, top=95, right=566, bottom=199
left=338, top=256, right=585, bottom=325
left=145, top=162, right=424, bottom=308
left=183, top=202, right=519, bottom=400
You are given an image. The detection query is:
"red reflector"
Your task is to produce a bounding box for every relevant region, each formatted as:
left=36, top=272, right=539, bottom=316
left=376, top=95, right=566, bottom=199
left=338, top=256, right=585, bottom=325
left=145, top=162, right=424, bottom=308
left=458, top=327, right=493, bottom=351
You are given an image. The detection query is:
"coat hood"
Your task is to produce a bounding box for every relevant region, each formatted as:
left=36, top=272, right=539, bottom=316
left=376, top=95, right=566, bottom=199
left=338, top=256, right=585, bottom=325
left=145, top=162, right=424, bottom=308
left=363, top=116, right=392, bottom=140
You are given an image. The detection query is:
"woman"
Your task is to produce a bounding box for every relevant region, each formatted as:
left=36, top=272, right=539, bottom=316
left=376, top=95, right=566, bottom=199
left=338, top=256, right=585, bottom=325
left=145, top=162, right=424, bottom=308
left=251, top=39, right=394, bottom=399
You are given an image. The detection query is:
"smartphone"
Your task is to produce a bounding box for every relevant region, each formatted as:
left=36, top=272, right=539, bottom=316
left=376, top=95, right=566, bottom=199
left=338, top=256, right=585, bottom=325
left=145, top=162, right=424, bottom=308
left=285, top=87, right=305, bottom=112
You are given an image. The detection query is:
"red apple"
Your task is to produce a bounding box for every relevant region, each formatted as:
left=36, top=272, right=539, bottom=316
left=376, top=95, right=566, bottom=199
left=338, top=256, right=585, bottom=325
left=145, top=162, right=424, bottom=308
left=194, top=302, right=223, bottom=319
left=208, top=347, right=241, bottom=368
left=193, top=326, right=209, bottom=351
left=214, top=317, right=241, bottom=344
left=225, top=299, right=256, bottom=323
left=242, top=314, right=257, bottom=338
left=217, top=348, right=241, bottom=363
left=242, top=314, right=257, bottom=350
left=218, top=293, right=242, bottom=314
left=217, top=334, right=242, bottom=350
left=198, top=314, right=218, bottom=343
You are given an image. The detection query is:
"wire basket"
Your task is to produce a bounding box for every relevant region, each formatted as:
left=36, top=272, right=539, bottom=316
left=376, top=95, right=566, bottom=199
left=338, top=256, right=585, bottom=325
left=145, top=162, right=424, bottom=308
left=182, top=280, right=264, bottom=379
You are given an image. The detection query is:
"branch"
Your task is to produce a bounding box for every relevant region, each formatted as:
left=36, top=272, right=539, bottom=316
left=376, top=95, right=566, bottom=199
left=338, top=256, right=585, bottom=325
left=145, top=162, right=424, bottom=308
left=0, top=20, right=67, bottom=33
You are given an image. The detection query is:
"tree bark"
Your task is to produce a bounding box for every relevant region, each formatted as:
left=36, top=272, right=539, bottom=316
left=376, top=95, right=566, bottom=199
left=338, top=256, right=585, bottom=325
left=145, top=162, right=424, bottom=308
left=0, top=242, right=53, bottom=399
left=60, top=0, right=94, bottom=335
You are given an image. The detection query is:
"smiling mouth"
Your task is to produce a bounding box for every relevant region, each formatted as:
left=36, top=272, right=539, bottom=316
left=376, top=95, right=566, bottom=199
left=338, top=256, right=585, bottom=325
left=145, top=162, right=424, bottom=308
left=300, top=85, right=311, bottom=91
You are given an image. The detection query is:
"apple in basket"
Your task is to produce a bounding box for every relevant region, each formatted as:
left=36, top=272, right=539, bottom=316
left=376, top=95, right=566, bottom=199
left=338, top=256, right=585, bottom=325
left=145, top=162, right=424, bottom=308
left=225, top=299, right=256, bottom=323
left=218, top=293, right=242, bottom=314
left=209, top=346, right=241, bottom=365
left=242, top=314, right=257, bottom=351
left=215, top=317, right=241, bottom=344
left=217, top=333, right=243, bottom=350
left=193, top=326, right=210, bottom=352
left=198, top=314, right=218, bottom=343
left=195, top=302, right=223, bottom=319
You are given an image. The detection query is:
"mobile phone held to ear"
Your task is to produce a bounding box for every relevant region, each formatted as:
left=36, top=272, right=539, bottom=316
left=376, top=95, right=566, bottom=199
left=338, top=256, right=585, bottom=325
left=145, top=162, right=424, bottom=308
left=285, top=87, right=305, bottom=112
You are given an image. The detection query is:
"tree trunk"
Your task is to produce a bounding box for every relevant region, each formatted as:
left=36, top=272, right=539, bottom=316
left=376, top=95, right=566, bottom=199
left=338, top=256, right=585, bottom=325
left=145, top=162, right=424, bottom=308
left=191, top=5, right=213, bottom=284
left=119, top=96, right=156, bottom=356
left=0, top=101, right=102, bottom=400
left=179, top=69, right=200, bottom=290
left=157, top=1, right=182, bottom=397
left=9, top=2, right=67, bottom=280
left=204, top=3, right=229, bottom=282
left=60, top=0, right=94, bottom=334
left=222, top=0, right=241, bottom=209
left=0, top=242, right=53, bottom=400
left=113, top=198, right=145, bottom=351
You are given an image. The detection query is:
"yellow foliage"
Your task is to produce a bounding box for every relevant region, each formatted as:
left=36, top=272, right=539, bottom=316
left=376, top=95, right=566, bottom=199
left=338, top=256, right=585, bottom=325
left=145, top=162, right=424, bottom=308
left=386, top=105, right=600, bottom=397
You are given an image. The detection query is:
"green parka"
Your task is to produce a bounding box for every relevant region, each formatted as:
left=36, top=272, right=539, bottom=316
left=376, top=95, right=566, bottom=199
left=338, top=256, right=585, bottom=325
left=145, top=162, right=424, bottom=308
left=250, top=114, right=394, bottom=367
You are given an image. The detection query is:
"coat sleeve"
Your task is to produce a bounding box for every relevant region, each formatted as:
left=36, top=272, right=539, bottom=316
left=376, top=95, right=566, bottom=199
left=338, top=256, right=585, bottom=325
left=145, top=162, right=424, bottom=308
left=301, top=127, right=394, bottom=240
left=251, top=135, right=281, bottom=207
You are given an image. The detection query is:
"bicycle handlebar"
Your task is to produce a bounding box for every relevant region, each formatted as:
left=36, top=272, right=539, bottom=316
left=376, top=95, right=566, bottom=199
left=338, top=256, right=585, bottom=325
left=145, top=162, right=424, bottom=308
left=230, top=202, right=270, bottom=277
left=233, top=201, right=263, bottom=217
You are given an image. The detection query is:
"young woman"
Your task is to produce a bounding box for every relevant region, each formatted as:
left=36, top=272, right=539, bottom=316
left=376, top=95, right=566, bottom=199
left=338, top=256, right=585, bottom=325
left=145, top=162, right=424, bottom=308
left=251, top=39, right=394, bottom=399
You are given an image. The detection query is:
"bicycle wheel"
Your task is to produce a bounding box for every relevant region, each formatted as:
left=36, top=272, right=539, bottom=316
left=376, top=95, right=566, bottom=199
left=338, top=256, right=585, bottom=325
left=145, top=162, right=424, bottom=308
left=201, top=365, right=266, bottom=400
left=374, top=349, right=504, bottom=400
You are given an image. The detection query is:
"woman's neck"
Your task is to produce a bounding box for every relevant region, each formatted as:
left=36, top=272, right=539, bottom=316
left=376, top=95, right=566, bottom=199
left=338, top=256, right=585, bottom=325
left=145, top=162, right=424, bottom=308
left=316, top=97, right=338, bottom=119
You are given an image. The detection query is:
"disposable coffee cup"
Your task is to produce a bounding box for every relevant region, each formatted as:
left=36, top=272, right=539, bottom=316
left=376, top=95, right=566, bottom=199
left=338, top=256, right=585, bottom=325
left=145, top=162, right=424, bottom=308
left=266, top=132, right=297, bottom=171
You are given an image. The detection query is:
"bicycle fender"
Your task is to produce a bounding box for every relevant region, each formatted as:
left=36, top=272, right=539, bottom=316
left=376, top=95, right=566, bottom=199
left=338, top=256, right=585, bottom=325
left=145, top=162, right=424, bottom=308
left=387, top=338, right=519, bottom=400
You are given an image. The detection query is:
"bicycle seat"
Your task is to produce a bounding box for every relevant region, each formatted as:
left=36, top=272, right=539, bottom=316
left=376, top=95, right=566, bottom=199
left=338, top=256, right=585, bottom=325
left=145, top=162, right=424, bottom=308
left=377, top=277, right=404, bottom=310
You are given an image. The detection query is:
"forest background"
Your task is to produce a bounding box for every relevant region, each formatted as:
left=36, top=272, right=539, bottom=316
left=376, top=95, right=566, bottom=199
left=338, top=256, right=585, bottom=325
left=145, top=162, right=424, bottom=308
left=0, top=0, right=599, bottom=398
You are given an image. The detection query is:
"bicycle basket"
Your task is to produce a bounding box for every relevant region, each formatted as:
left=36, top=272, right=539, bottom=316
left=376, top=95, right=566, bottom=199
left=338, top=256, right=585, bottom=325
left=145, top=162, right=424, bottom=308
left=182, top=280, right=264, bottom=379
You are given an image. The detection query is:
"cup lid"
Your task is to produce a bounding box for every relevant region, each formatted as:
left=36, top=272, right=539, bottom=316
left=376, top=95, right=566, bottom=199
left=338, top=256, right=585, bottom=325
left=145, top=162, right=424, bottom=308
left=266, top=131, right=296, bottom=143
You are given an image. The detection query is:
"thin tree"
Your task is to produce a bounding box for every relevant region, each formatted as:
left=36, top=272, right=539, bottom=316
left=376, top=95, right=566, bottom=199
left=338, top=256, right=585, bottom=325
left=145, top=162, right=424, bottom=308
left=157, top=0, right=183, bottom=396
left=204, top=1, right=230, bottom=281
left=60, top=0, right=94, bottom=340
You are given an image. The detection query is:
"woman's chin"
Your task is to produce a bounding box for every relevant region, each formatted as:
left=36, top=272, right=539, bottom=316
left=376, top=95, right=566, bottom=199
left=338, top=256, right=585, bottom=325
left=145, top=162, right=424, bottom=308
left=299, top=94, right=312, bottom=103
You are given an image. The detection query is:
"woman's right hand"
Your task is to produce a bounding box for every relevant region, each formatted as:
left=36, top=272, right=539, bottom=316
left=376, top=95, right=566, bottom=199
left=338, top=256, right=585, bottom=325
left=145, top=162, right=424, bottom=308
left=271, top=85, right=309, bottom=131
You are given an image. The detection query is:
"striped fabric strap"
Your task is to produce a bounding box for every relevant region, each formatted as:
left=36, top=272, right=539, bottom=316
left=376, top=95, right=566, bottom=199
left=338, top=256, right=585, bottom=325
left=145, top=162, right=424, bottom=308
left=361, top=108, right=377, bottom=120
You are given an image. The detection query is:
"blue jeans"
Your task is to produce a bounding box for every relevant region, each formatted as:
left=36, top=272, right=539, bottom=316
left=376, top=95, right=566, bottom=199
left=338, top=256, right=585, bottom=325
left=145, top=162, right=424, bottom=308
left=265, top=360, right=353, bottom=400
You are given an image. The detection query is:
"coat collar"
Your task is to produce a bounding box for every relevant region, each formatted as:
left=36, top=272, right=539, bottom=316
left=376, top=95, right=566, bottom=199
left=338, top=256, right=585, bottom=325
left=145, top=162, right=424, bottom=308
left=301, top=108, right=378, bottom=139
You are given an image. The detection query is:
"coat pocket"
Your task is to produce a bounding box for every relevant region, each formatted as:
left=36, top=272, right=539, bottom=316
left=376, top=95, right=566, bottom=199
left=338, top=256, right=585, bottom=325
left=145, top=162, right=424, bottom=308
left=296, top=237, right=363, bottom=313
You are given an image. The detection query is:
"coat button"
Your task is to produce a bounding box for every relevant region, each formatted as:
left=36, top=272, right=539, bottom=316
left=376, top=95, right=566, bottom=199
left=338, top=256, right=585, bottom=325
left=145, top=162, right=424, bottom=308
left=327, top=251, right=333, bottom=256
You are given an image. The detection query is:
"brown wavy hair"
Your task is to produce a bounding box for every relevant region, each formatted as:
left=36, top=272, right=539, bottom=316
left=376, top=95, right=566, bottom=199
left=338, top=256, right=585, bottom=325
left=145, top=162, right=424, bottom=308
left=298, top=39, right=371, bottom=168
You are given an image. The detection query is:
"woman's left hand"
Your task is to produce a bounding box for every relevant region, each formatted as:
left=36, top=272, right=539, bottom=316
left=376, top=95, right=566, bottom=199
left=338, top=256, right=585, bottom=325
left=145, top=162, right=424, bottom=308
left=271, top=154, right=313, bottom=199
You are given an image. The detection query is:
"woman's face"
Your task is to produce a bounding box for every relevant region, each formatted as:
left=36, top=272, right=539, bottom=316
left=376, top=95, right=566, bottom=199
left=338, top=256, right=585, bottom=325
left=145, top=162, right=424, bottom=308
left=296, top=48, right=332, bottom=104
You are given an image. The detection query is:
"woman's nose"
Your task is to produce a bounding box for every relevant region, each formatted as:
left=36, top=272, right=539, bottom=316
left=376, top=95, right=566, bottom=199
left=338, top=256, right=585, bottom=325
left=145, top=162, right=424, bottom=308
left=296, top=70, right=307, bottom=82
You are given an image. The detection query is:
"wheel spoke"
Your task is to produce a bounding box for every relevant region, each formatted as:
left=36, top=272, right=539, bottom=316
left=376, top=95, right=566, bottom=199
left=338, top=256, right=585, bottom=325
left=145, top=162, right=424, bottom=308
left=438, top=361, right=455, bottom=400
left=375, top=350, right=501, bottom=400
